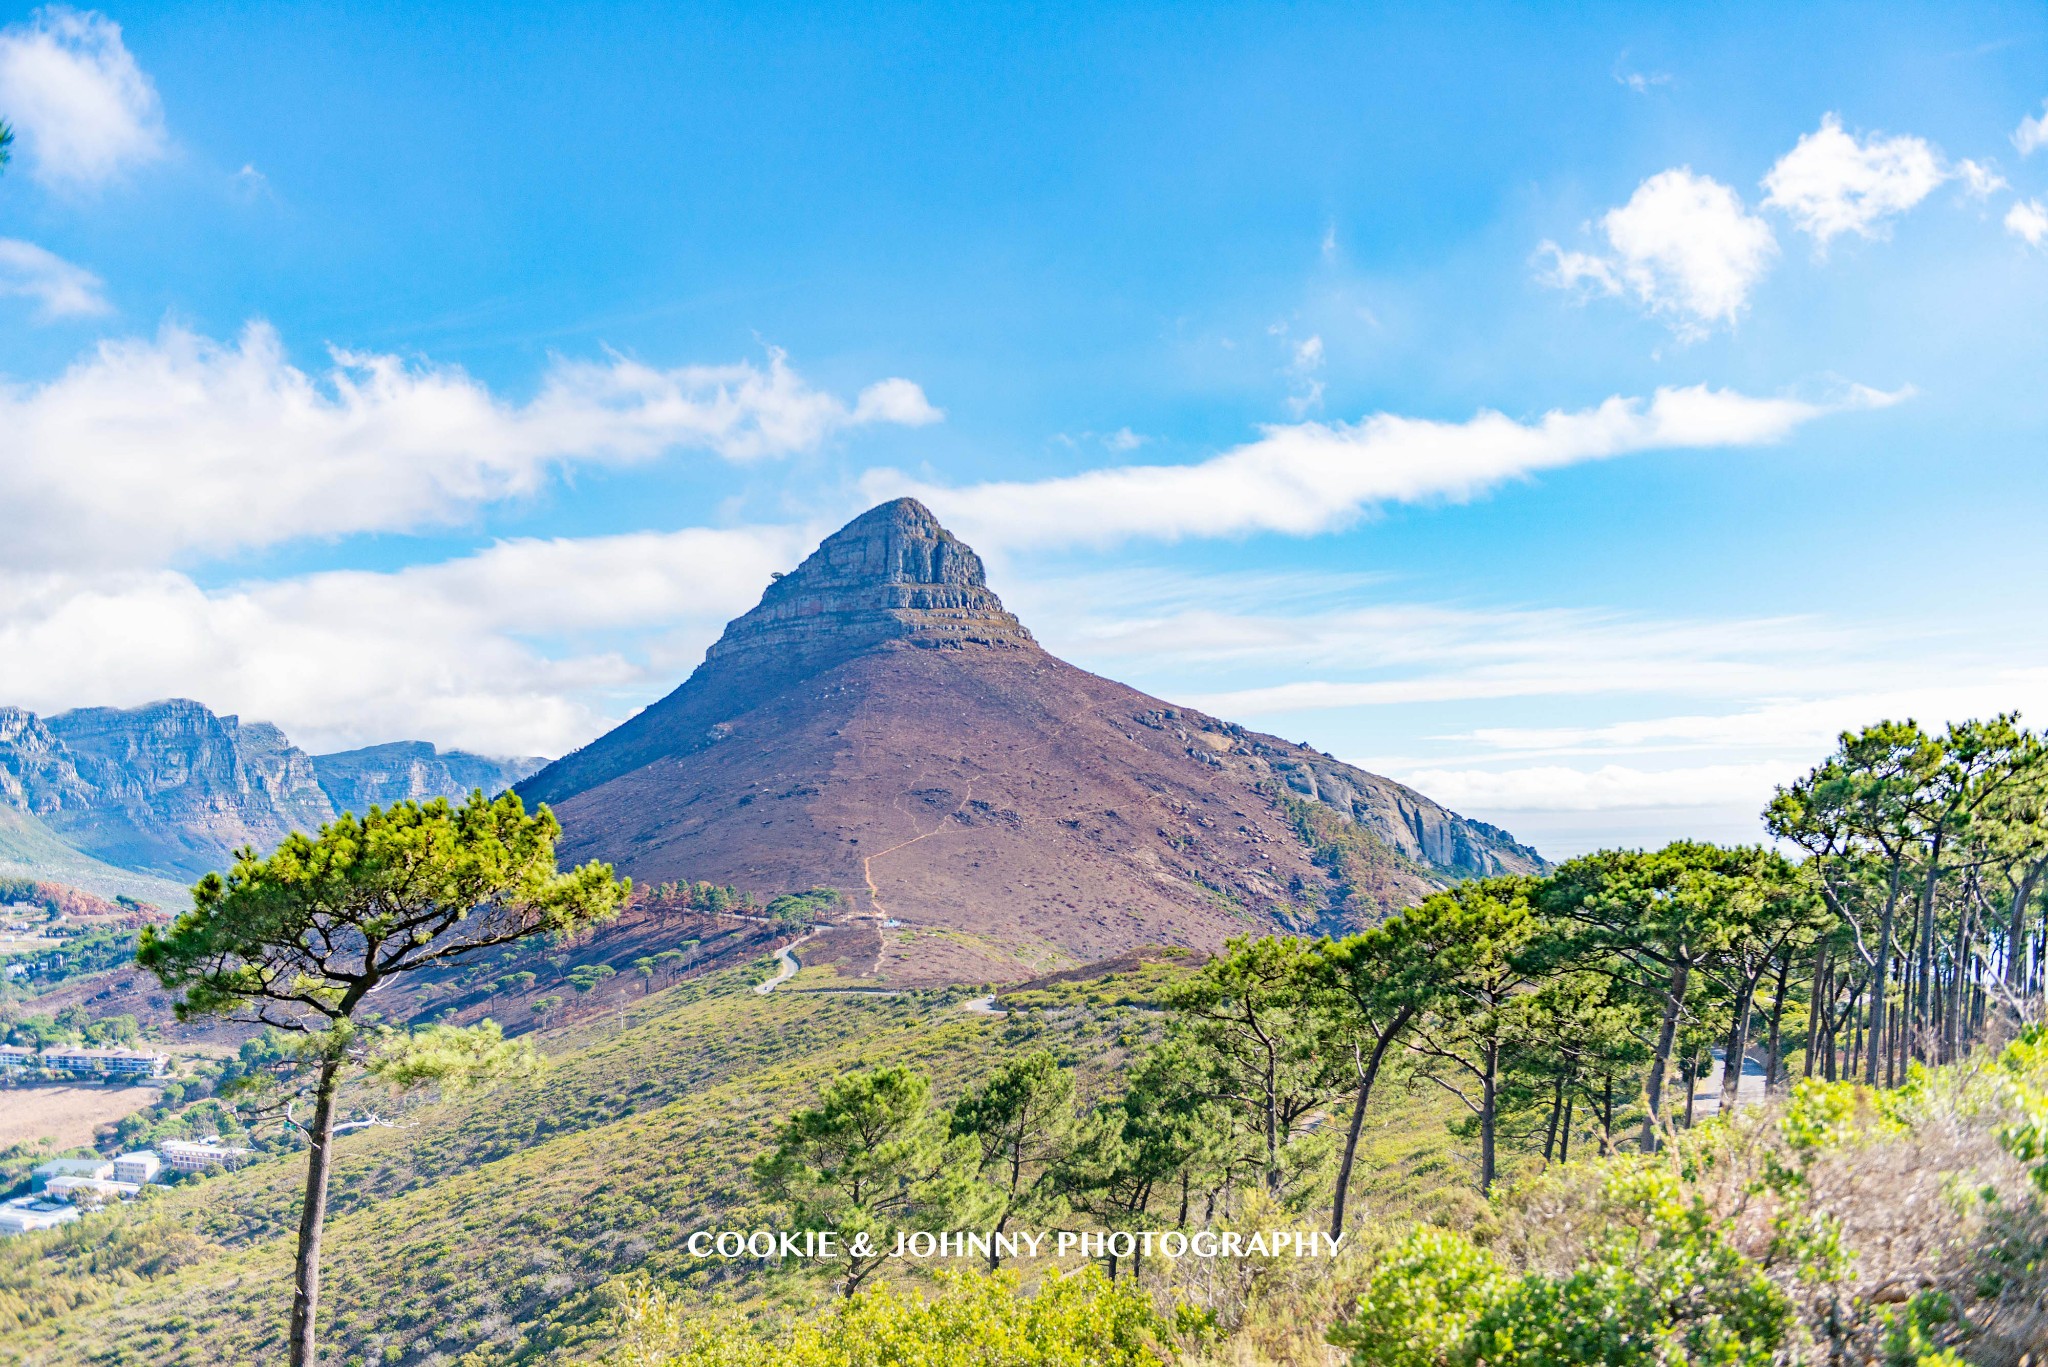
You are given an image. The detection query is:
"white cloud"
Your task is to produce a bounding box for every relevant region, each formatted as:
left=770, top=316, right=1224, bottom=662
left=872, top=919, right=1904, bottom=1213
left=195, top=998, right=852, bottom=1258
left=1285, top=334, right=1325, bottom=417
left=0, top=7, right=167, bottom=189
left=1104, top=427, right=1146, bottom=452
left=1435, top=673, right=2048, bottom=763
left=1955, top=159, right=2007, bottom=197
left=868, top=382, right=1900, bottom=551
left=2007, top=199, right=2048, bottom=247
left=1390, top=762, right=1786, bottom=813
left=0, top=322, right=940, bottom=569
left=1761, top=114, right=1948, bottom=246
left=1540, top=169, right=1777, bottom=335
left=0, top=237, right=109, bottom=317
left=0, top=523, right=812, bottom=756
left=1535, top=243, right=1620, bottom=295
left=2015, top=101, right=2048, bottom=156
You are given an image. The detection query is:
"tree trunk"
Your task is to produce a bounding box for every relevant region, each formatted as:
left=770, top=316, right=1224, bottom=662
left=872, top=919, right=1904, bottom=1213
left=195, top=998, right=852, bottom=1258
left=1263, top=1043, right=1281, bottom=1195
left=1640, top=957, right=1688, bottom=1152
left=1329, top=1006, right=1412, bottom=1240
left=1541, top=1074, right=1564, bottom=1163
left=1479, top=1045, right=1498, bottom=1194
left=1914, top=829, right=1947, bottom=1058
left=1866, top=860, right=1906, bottom=1084
left=289, top=1055, right=345, bottom=1367
left=1558, top=1093, right=1572, bottom=1164
left=1803, top=947, right=1829, bottom=1080
left=2005, top=859, right=2045, bottom=993
left=1945, top=895, right=1972, bottom=1060
left=1721, top=978, right=1757, bottom=1113
left=1764, top=953, right=1792, bottom=1089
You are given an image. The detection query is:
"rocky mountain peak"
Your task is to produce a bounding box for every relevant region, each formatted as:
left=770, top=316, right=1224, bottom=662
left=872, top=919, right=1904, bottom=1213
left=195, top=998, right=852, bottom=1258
left=700, top=498, right=1034, bottom=673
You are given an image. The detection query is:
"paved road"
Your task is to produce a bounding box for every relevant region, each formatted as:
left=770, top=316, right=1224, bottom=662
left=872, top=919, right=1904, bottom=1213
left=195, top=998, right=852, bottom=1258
left=753, top=933, right=815, bottom=995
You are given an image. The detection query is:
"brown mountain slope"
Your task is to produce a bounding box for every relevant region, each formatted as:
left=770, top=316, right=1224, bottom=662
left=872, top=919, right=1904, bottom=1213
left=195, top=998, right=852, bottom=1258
left=519, top=499, right=1541, bottom=982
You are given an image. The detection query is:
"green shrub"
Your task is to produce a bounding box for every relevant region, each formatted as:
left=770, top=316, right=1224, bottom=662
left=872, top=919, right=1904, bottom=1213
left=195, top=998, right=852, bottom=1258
left=607, top=1266, right=1171, bottom=1367
left=1331, top=1168, right=1796, bottom=1366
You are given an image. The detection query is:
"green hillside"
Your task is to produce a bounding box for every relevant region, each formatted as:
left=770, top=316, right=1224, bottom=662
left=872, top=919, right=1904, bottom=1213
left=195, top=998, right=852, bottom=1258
left=0, top=953, right=1466, bottom=1366
left=0, top=807, right=190, bottom=909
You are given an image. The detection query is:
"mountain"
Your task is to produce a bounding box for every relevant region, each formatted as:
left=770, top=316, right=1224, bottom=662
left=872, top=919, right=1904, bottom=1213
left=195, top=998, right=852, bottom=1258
left=519, top=498, right=1541, bottom=983
left=0, top=701, right=542, bottom=893
left=310, top=741, right=545, bottom=815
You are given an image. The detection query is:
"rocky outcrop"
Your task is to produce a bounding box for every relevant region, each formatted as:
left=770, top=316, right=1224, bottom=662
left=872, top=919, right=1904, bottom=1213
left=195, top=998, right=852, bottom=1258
left=1256, top=746, right=1543, bottom=878
left=703, top=498, right=1036, bottom=671
left=0, top=707, right=94, bottom=813
left=312, top=741, right=543, bottom=815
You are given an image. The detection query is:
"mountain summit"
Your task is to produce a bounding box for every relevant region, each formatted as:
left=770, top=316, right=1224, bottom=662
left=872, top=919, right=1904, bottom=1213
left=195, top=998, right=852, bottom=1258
left=705, top=497, right=1035, bottom=669
left=520, top=499, right=1541, bottom=983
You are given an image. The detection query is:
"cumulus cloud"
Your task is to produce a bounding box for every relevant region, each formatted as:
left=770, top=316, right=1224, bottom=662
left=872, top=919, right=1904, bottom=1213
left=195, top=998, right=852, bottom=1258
left=868, top=382, right=1900, bottom=551
left=0, top=523, right=811, bottom=755
left=2015, top=101, right=2048, bottom=157
left=0, top=322, right=940, bottom=569
left=1761, top=114, right=1948, bottom=246
left=0, top=7, right=167, bottom=189
left=0, top=237, right=109, bottom=317
left=2007, top=199, right=2048, bottom=247
left=1539, top=169, right=1777, bottom=335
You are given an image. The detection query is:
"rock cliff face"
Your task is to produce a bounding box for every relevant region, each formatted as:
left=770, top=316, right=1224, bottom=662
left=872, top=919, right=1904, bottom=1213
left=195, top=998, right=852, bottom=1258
left=28, top=700, right=337, bottom=876
left=705, top=498, right=1036, bottom=668
left=0, top=702, right=541, bottom=884
left=521, top=498, right=1543, bottom=984
left=312, top=742, right=544, bottom=814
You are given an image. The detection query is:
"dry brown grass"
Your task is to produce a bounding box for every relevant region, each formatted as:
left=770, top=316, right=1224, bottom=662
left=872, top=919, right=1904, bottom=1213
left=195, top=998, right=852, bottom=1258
left=0, top=1084, right=156, bottom=1149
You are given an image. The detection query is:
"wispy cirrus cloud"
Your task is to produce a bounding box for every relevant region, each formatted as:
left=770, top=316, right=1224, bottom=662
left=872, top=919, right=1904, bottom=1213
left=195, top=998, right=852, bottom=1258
left=0, top=7, right=167, bottom=189
left=0, top=322, right=938, bottom=569
left=869, top=382, right=1900, bottom=551
left=0, top=237, right=109, bottom=318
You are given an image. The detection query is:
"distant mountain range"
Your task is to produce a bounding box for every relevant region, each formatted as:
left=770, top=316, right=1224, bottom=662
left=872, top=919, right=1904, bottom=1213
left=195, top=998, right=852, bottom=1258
left=520, top=499, right=1544, bottom=983
left=0, top=700, right=543, bottom=903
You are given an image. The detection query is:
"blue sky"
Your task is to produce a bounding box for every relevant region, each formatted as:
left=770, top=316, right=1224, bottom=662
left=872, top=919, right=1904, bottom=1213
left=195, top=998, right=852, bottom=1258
left=1, top=1, right=2044, bottom=855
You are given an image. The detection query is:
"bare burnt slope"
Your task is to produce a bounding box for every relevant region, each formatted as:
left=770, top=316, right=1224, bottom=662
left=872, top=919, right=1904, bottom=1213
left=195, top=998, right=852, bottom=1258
left=519, top=499, right=1541, bottom=980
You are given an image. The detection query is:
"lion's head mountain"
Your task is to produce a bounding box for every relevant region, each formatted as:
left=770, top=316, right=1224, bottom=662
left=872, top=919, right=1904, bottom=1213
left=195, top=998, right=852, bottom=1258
left=0, top=498, right=1540, bottom=983
left=512, top=498, right=1541, bottom=981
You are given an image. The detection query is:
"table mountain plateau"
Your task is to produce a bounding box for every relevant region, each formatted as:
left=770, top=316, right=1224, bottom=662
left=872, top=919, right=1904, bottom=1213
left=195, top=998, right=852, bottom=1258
left=0, top=701, right=542, bottom=896
left=518, top=498, right=1542, bottom=984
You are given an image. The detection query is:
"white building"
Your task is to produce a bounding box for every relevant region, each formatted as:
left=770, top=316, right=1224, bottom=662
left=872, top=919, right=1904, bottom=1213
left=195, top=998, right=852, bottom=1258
left=41, top=1175, right=141, bottom=1206
left=159, top=1138, right=255, bottom=1173
left=111, top=1150, right=163, bottom=1184
left=0, top=1196, right=80, bottom=1235
left=31, top=1158, right=113, bottom=1189
left=37, top=1046, right=169, bottom=1079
